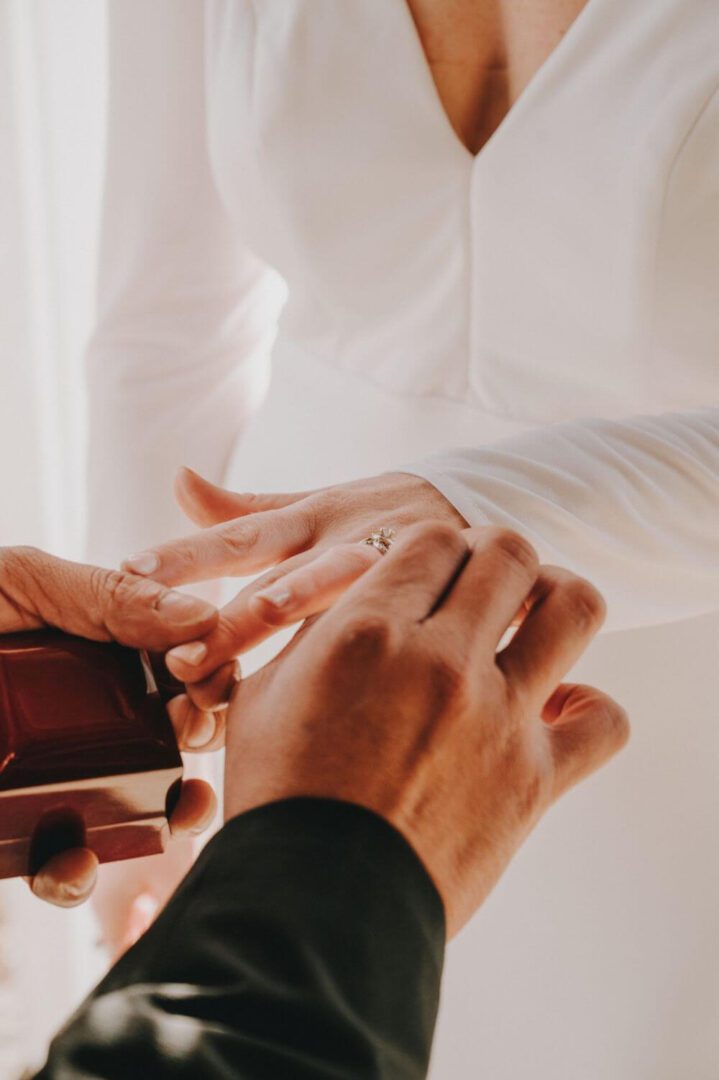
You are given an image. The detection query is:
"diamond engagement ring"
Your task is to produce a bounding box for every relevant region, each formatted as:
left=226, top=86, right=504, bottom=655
left=362, top=527, right=396, bottom=555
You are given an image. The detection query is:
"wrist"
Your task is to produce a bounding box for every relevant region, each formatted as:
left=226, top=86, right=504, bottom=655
left=385, top=470, right=470, bottom=528
left=220, top=796, right=447, bottom=937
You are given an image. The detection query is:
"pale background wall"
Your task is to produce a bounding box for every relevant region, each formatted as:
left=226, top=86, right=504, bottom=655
left=431, top=610, right=719, bottom=1080
left=0, top=1, right=108, bottom=1071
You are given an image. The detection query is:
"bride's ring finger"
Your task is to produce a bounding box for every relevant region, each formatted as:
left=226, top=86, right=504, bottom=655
left=250, top=538, right=385, bottom=624
left=166, top=537, right=391, bottom=687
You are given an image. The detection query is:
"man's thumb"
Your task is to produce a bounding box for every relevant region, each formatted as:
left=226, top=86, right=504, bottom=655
left=545, top=683, right=630, bottom=797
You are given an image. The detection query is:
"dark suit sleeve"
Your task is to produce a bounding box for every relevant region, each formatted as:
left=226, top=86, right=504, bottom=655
left=35, top=798, right=446, bottom=1079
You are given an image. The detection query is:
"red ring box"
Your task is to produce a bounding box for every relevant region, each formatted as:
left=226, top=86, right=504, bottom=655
left=0, top=630, right=183, bottom=878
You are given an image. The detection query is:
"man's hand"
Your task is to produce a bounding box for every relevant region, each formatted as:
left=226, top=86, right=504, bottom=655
left=0, top=546, right=223, bottom=908
left=0, top=545, right=220, bottom=646
left=224, top=524, right=629, bottom=936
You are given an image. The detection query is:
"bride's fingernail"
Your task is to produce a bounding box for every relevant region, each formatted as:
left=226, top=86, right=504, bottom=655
left=255, top=585, right=292, bottom=608
left=167, top=641, right=208, bottom=666
left=123, top=552, right=160, bottom=576
left=185, top=711, right=217, bottom=750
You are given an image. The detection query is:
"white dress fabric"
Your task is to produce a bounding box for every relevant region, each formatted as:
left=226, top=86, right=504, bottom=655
left=86, top=3, right=719, bottom=1077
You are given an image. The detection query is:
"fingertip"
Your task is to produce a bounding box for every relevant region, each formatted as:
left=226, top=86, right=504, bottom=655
left=169, top=691, right=225, bottom=752
left=185, top=660, right=241, bottom=712
left=165, top=651, right=190, bottom=683
left=31, top=848, right=99, bottom=908
left=170, top=779, right=218, bottom=835
left=183, top=710, right=217, bottom=750
left=166, top=641, right=208, bottom=670
left=174, top=468, right=241, bottom=527
left=173, top=465, right=200, bottom=505
left=175, top=464, right=209, bottom=489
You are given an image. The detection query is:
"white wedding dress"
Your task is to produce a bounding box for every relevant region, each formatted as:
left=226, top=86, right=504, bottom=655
left=86, top=3, right=719, bottom=1077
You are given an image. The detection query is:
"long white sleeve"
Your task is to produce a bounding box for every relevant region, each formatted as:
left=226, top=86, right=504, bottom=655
left=86, top=0, right=282, bottom=566
left=407, top=408, right=719, bottom=631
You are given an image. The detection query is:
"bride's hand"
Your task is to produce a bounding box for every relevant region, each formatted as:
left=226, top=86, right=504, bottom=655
left=122, top=467, right=468, bottom=700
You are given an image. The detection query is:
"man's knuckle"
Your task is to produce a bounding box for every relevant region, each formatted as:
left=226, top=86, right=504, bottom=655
left=564, top=578, right=606, bottom=631
left=90, top=568, right=124, bottom=627
left=90, top=567, right=123, bottom=604
left=95, top=568, right=158, bottom=616
left=428, top=653, right=468, bottom=707
left=332, top=612, right=395, bottom=663
left=213, top=612, right=243, bottom=651
left=489, top=529, right=538, bottom=576
left=404, top=520, right=464, bottom=553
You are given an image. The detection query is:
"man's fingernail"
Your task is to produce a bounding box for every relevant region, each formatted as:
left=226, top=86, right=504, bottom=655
left=185, top=711, right=217, bottom=749
left=124, top=552, right=160, bottom=576
left=233, top=659, right=242, bottom=682
left=255, top=585, right=292, bottom=608
left=159, top=591, right=214, bottom=621
left=167, top=641, right=208, bottom=666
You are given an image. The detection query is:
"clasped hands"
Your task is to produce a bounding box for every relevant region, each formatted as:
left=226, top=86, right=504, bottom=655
left=124, top=469, right=471, bottom=748
left=7, top=468, right=628, bottom=935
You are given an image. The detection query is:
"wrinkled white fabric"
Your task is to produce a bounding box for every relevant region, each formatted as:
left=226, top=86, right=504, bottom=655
left=411, top=408, right=719, bottom=628
left=88, top=0, right=717, bottom=629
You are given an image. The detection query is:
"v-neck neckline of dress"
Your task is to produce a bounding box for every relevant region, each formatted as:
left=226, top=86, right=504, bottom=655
left=396, top=0, right=604, bottom=166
